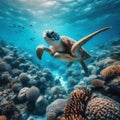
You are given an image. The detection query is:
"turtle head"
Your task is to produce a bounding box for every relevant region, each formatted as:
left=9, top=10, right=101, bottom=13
left=43, top=30, right=61, bottom=45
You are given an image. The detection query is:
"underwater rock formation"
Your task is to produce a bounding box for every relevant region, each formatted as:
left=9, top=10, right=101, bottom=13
left=35, top=95, right=48, bottom=115
left=19, top=73, right=30, bottom=87
left=0, top=100, right=23, bottom=120
left=46, top=86, right=67, bottom=103
left=0, top=40, right=56, bottom=119
left=91, top=79, right=105, bottom=88
left=0, top=59, right=11, bottom=73
left=17, top=87, right=29, bottom=102
left=0, top=37, right=120, bottom=120
left=46, top=99, right=66, bottom=120
left=0, top=72, right=11, bottom=84
left=99, top=65, right=120, bottom=96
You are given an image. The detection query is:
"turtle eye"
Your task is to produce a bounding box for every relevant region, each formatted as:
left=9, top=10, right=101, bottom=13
left=46, top=32, right=52, bottom=38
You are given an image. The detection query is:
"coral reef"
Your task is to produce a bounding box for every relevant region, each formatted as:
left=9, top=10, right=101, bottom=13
left=46, top=86, right=67, bottom=103
left=0, top=59, right=11, bottom=73
left=0, top=100, right=23, bottom=120
left=100, top=65, right=120, bottom=81
left=106, top=76, right=120, bottom=95
left=61, top=87, right=91, bottom=120
left=91, top=79, right=105, bottom=88
left=17, top=87, right=29, bottom=102
left=19, top=73, right=30, bottom=87
left=26, top=86, right=40, bottom=102
left=35, top=95, right=48, bottom=115
left=0, top=38, right=120, bottom=120
left=46, top=99, right=66, bottom=120
left=85, top=97, right=120, bottom=120
left=0, top=115, right=7, bottom=120
left=0, top=40, right=55, bottom=119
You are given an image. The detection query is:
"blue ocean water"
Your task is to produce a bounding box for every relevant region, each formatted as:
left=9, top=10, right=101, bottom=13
left=0, top=1, right=120, bottom=120
left=0, top=0, right=120, bottom=66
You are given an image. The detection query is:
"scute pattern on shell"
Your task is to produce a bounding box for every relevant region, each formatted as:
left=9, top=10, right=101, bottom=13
left=85, top=97, right=120, bottom=120
left=61, top=87, right=91, bottom=120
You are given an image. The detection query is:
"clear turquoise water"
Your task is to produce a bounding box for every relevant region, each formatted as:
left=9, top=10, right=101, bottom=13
left=0, top=0, right=120, bottom=69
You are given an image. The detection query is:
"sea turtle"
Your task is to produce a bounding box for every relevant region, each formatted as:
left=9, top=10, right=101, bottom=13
left=36, top=26, right=111, bottom=73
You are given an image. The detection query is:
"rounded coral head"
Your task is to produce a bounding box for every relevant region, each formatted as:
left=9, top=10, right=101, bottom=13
left=86, top=97, right=120, bottom=120
left=100, top=65, right=120, bottom=81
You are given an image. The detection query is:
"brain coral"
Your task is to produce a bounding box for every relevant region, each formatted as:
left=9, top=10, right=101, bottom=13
left=19, top=73, right=30, bottom=86
left=61, top=87, right=91, bottom=120
left=26, top=86, right=40, bottom=102
left=100, top=65, right=120, bottom=81
left=85, top=97, right=120, bottom=120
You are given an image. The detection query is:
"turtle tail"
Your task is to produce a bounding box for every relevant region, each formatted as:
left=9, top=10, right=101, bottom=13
left=80, top=61, right=88, bottom=74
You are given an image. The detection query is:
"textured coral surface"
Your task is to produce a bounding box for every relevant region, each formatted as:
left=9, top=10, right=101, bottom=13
left=86, top=97, right=120, bottom=120
left=61, top=87, right=90, bottom=120
left=100, top=65, right=120, bottom=81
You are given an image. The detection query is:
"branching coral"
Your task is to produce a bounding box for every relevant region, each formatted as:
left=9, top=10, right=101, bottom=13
left=100, top=65, right=120, bottom=81
left=61, top=87, right=91, bottom=120
left=85, top=97, right=120, bottom=120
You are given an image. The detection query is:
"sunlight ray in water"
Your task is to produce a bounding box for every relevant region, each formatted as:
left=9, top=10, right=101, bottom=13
left=53, top=71, right=68, bottom=90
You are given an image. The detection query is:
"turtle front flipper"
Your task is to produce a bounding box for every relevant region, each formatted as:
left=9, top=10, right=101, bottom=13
left=36, top=46, right=45, bottom=60
left=71, top=26, right=112, bottom=55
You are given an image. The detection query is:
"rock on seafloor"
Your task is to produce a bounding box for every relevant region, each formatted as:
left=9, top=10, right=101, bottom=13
left=0, top=40, right=57, bottom=119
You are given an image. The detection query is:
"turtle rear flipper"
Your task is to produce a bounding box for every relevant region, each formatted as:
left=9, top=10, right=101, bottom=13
left=80, top=61, right=88, bottom=74
left=78, top=47, right=91, bottom=61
